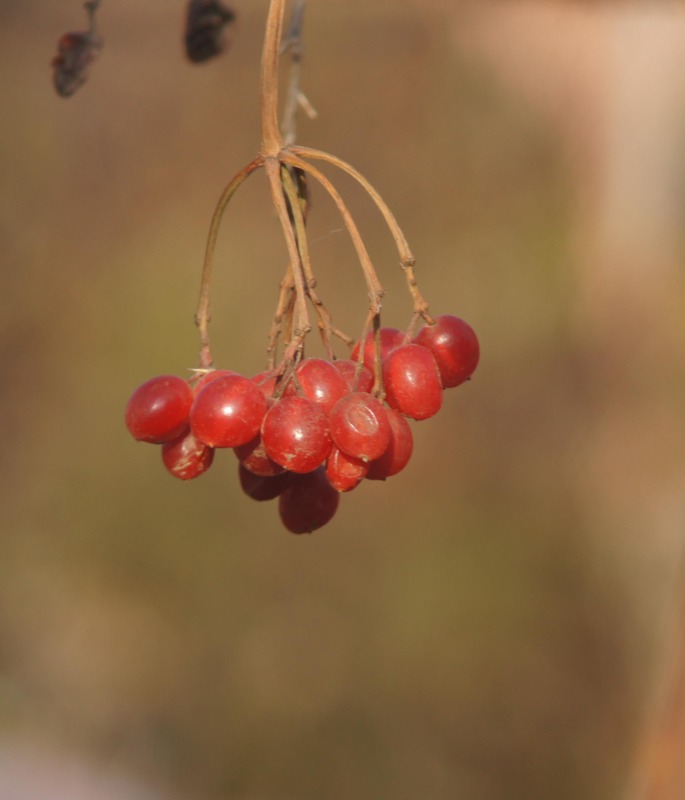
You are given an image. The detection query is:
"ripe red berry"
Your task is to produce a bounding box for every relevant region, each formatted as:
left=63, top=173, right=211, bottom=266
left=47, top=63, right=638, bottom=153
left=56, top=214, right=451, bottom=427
left=413, top=314, right=479, bottom=388
left=162, top=430, right=214, bottom=480
left=332, top=359, right=374, bottom=393
left=329, top=392, right=390, bottom=461
left=383, top=344, right=442, bottom=420
left=234, top=434, right=285, bottom=477
left=125, top=375, right=193, bottom=444
left=366, top=408, right=413, bottom=480
left=284, top=358, right=348, bottom=414
left=239, top=463, right=292, bottom=501
left=325, top=446, right=369, bottom=492
left=190, top=374, right=267, bottom=447
left=192, top=369, right=239, bottom=395
left=278, top=468, right=340, bottom=533
left=261, top=396, right=332, bottom=473
left=251, top=369, right=278, bottom=400
left=350, top=327, right=404, bottom=373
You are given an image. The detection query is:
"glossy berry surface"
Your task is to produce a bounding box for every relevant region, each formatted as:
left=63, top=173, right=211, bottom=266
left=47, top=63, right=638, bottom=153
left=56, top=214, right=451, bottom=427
left=278, top=468, right=340, bottom=533
left=332, top=359, right=374, bottom=393
left=261, top=396, right=331, bottom=473
left=162, top=430, right=214, bottom=480
left=350, top=328, right=404, bottom=373
left=284, top=358, right=348, bottom=414
left=329, top=392, right=390, bottom=461
left=125, top=375, right=193, bottom=444
left=413, top=314, right=479, bottom=388
left=190, top=374, right=267, bottom=448
left=239, top=463, right=291, bottom=501
left=325, top=446, right=369, bottom=492
left=193, top=369, right=239, bottom=395
left=234, top=434, right=285, bottom=477
left=383, top=344, right=443, bottom=421
left=367, top=408, right=413, bottom=480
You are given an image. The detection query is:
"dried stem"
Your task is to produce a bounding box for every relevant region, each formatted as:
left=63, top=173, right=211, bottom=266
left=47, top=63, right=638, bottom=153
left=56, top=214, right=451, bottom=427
left=290, top=145, right=433, bottom=323
left=194, top=156, right=264, bottom=368
left=266, top=267, right=296, bottom=369
left=280, top=165, right=352, bottom=358
left=84, top=0, right=101, bottom=33
left=260, top=0, right=286, bottom=156
left=280, top=151, right=384, bottom=315
left=264, top=157, right=311, bottom=364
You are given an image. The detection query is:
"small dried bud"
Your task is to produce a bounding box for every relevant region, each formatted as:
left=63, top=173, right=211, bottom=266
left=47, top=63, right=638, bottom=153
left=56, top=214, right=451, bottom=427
left=52, top=31, right=103, bottom=98
left=185, top=0, right=236, bottom=64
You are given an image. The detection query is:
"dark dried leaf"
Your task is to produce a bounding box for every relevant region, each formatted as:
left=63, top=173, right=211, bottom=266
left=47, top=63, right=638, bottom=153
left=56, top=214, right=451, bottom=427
left=185, top=0, right=236, bottom=64
left=52, top=31, right=103, bottom=98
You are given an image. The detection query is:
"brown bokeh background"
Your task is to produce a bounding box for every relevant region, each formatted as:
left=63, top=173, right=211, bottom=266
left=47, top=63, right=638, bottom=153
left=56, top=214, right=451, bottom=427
left=1, top=1, right=685, bottom=798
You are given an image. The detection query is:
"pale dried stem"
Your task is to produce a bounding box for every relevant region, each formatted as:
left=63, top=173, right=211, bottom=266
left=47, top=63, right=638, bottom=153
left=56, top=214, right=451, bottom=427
left=280, top=165, right=352, bottom=358
left=266, top=266, right=296, bottom=369
left=280, top=152, right=384, bottom=315
left=194, top=156, right=264, bottom=369
left=260, top=0, right=286, bottom=156
left=290, top=145, right=433, bottom=324
left=264, top=157, right=311, bottom=363
left=353, top=308, right=383, bottom=397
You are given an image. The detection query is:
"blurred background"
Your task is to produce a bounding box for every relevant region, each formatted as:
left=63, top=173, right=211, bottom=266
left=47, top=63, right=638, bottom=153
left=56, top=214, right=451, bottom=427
left=1, top=0, right=685, bottom=798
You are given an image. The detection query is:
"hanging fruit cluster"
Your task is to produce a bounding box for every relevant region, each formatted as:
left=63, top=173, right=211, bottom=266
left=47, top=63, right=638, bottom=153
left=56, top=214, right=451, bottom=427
left=121, top=0, right=479, bottom=533
left=125, top=315, right=478, bottom=533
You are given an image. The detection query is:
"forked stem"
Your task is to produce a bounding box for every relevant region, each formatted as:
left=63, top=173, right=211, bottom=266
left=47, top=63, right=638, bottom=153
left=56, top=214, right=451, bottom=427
left=280, top=165, right=353, bottom=358
left=264, top=158, right=311, bottom=364
left=281, top=151, right=385, bottom=315
left=289, top=145, right=433, bottom=323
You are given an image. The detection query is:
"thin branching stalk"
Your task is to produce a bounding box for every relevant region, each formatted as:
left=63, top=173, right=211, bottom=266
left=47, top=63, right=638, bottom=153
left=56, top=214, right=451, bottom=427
left=289, top=145, right=433, bottom=323
left=194, top=156, right=264, bottom=368
left=280, top=152, right=384, bottom=315
left=280, top=165, right=353, bottom=357
left=264, top=158, right=311, bottom=363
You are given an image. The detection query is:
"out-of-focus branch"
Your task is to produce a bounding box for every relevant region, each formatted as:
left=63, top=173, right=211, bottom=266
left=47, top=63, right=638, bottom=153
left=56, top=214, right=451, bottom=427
left=281, top=0, right=317, bottom=147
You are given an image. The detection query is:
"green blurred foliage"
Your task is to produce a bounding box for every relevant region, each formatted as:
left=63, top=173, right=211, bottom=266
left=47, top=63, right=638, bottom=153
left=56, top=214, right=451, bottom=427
left=0, top=1, right=675, bottom=798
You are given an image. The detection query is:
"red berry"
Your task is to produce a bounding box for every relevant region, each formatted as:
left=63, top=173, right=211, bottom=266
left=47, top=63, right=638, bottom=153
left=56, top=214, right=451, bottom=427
left=413, top=314, right=479, bottom=388
left=239, top=463, right=292, bottom=501
left=193, top=369, right=239, bottom=395
left=234, top=434, right=285, bottom=477
left=261, top=396, right=332, bottom=473
left=251, top=369, right=278, bottom=400
left=278, top=468, right=340, bottom=533
left=125, top=375, right=193, bottom=444
left=190, top=374, right=267, bottom=447
left=284, top=358, right=347, bottom=414
left=383, top=344, right=442, bottom=420
left=329, top=392, right=390, bottom=461
left=332, top=359, right=374, bottom=393
left=162, top=430, right=214, bottom=480
left=366, top=408, right=413, bottom=480
left=325, top=446, right=369, bottom=492
left=350, top=327, right=404, bottom=373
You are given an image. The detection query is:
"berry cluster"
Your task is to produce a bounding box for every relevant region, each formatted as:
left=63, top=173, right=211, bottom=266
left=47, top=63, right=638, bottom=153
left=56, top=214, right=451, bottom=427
left=125, top=315, right=478, bottom=533
left=120, top=0, right=480, bottom=535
